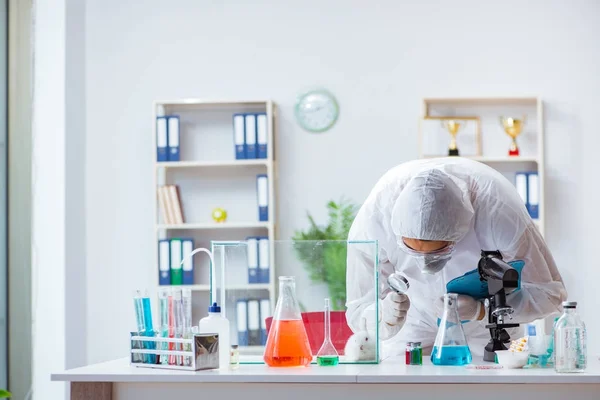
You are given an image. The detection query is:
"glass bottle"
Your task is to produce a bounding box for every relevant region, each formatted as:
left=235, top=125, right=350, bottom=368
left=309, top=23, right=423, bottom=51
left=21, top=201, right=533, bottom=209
left=264, top=276, right=313, bottom=367
left=230, top=345, right=240, bottom=370
left=316, top=298, right=339, bottom=366
left=431, top=293, right=472, bottom=366
left=554, top=301, right=587, bottom=373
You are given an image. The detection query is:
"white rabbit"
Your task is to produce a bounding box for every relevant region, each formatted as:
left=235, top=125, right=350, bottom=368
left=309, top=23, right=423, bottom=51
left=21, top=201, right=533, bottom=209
left=344, top=318, right=377, bottom=362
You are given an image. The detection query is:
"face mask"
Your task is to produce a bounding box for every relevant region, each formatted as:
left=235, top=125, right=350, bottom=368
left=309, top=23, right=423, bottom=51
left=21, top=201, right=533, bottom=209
left=398, top=238, right=455, bottom=275
left=418, top=255, right=451, bottom=275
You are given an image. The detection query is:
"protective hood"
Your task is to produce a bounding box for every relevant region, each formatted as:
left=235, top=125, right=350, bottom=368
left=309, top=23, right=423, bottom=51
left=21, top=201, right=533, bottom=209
left=391, top=167, right=474, bottom=243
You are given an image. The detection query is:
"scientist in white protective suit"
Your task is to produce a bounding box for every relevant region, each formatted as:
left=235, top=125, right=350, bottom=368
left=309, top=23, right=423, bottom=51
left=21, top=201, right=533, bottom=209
left=345, top=157, right=567, bottom=359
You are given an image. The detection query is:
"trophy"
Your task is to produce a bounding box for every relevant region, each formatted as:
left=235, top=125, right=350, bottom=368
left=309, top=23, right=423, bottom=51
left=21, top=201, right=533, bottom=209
left=500, top=116, right=526, bottom=156
left=442, top=119, right=467, bottom=156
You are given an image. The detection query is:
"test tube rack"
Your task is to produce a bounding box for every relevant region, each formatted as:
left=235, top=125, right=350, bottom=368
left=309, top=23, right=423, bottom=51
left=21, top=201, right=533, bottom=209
left=129, top=332, right=220, bottom=371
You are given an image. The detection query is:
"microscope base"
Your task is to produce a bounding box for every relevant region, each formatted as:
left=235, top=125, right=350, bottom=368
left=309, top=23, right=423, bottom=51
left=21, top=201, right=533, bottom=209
left=484, top=339, right=508, bottom=362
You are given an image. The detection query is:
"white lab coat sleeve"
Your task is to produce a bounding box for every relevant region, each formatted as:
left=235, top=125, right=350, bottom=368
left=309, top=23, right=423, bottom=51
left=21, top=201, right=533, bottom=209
left=475, top=200, right=568, bottom=323
left=503, top=225, right=567, bottom=322
left=345, top=203, right=399, bottom=340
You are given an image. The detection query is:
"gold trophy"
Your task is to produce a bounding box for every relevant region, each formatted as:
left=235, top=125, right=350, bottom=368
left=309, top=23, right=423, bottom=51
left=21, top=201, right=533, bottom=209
left=442, top=119, right=466, bottom=156
left=500, top=116, right=526, bottom=156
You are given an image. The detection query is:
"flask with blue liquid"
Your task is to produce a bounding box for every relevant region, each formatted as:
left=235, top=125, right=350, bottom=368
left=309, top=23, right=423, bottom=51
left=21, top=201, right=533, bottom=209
left=431, top=293, right=472, bottom=366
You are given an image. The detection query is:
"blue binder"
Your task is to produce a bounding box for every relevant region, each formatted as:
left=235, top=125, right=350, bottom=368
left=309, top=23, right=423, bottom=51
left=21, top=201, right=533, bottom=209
left=527, top=172, right=539, bottom=219
left=167, top=115, right=180, bottom=161
left=258, top=237, right=269, bottom=284
left=156, top=117, right=168, bottom=162
left=181, top=238, right=194, bottom=285
left=233, top=114, right=246, bottom=160
left=256, top=174, right=268, bottom=222
left=236, top=300, right=249, bottom=346
left=158, top=239, right=171, bottom=285
left=245, top=114, right=257, bottom=159
left=259, top=299, right=270, bottom=345
left=257, top=113, right=268, bottom=159
left=246, top=237, right=259, bottom=284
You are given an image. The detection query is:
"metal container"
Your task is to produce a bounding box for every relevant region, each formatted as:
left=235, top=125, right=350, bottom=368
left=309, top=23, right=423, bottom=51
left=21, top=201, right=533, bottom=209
left=130, top=332, right=219, bottom=371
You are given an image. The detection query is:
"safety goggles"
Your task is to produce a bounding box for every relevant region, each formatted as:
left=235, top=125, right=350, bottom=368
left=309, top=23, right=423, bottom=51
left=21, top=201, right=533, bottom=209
left=397, top=238, right=455, bottom=258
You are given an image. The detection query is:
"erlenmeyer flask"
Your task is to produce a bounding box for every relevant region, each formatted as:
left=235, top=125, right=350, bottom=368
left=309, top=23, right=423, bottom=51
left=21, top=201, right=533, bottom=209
left=431, top=293, right=472, bottom=366
left=264, top=276, right=313, bottom=367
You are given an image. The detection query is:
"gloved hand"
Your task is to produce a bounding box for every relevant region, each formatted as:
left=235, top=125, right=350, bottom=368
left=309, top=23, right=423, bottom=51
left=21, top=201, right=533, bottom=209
left=435, top=294, right=484, bottom=323
left=382, top=292, right=410, bottom=327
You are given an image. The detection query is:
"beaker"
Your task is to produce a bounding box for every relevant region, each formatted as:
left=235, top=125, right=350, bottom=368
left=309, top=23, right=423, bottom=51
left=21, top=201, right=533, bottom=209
left=431, top=293, right=472, bottom=366
left=264, top=276, right=313, bottom=367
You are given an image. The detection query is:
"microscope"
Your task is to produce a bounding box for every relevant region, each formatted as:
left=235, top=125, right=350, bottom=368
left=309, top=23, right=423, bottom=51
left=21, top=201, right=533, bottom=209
left=478, top=250, right=520, bottom=362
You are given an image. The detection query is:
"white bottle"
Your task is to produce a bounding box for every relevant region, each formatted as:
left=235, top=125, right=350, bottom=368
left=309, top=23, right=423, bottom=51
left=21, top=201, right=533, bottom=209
left=199, top=302, right=230, bottom=369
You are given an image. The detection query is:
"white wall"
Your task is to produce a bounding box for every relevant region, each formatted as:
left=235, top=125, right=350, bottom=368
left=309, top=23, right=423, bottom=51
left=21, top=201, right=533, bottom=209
left=32, top=0, right=66, bottom=398
left=84, top=0, right=600, bottom=364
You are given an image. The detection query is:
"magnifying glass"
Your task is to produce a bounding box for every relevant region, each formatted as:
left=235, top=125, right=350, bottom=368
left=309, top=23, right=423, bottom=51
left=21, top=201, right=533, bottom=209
left=387, top=273, right=410, bottom=295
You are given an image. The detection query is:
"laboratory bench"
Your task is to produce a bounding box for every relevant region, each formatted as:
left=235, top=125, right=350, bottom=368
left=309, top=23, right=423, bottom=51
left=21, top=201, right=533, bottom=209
left=52, top=356, right=600, bottom=400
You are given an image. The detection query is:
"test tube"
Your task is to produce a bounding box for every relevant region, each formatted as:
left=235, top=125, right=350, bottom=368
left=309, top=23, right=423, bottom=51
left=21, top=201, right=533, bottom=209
left=168, top=289, right=176, bottom=365
left=182, top=288, right=193, bottom=366
left=141, top=291, right=156, bottom=364
left=158, top=288, right=170, bottom=365
left=173, top=289, right=184, bottom=365
left=133, top=291, right=146, bottom=363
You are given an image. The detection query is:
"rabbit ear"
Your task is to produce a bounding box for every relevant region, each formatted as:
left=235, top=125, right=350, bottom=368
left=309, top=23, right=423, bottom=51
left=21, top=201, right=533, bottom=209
left=360, top=317, right=367, bottom=332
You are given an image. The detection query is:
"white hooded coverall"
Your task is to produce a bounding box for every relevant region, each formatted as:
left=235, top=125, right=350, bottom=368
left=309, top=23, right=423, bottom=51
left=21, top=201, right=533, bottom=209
left=346, top=157, right=567, bottom=358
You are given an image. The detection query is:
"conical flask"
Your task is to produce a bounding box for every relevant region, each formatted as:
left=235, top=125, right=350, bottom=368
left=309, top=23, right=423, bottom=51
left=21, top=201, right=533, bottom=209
left=264, top=276, right=313, bottom=367
left=431, top=293, right=472, bottom=366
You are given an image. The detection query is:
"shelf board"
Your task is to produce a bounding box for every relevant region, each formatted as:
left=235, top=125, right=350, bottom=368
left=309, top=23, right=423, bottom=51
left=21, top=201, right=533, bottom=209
left=164, top=284, right=271, bottom=292
left=156, top=99, right=271, bottom=108
left=421, top=156, right=538, bottom=163
left=424, top=97, right=538, bottom=106
left=468, top=156, right=538, bottom=163
left=156, top=160, right=270, bottom=169
left=157, top=222, right=270, bottom=230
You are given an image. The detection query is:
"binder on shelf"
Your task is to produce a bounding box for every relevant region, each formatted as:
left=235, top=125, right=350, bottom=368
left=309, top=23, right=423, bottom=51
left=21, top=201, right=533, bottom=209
left=258, top=237, right=269, bottom=284
left=156, top=116, right=168, bottom=162
left=247, top=300, right=260, bottom=346
left=528, top=172, right=540, bottom=219
left=167, top=185, right=184, bottom=224
left=167, top=115, right=180, bottom=162
left=236, top=300, right=249, bottom=346
left=170, top=238, right=183, bottom=285
left=256, top=174, right=269, bottom=222
left=246, top=237, right=259, bottom=284
left=233, top=114, right=246, bottom=160
left=157, top=186, right=172, bottom=224
left=259, top=299, right=270, bottom=345
left=515, top=172, right=528, bottom=206
left=257, top=113, right=268, bottom=159
left=245, top=114, right=257, bottom=159
left=158, top=239, right=170, bottom=285
left=182, top=238, right=194, bottom=285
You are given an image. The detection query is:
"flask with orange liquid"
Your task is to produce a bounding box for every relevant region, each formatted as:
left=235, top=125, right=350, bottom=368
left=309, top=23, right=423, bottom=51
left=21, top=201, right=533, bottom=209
left=264, top=276, right=313, bottom=367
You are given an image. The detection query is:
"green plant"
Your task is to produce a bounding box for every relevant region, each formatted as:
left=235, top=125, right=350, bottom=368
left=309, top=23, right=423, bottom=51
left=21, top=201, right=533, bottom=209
left=292, top=198, right=358, bottom=310
left=0, top=389, right=10, bottom=398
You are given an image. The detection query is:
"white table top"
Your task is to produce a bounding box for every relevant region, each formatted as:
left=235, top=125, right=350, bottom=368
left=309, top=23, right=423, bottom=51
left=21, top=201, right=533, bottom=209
left=52, top=356, right=600, bottom=384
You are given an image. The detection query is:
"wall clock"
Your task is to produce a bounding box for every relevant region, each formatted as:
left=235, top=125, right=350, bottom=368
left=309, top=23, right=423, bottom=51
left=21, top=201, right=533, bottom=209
left=294, top=89, right=339, bottom=133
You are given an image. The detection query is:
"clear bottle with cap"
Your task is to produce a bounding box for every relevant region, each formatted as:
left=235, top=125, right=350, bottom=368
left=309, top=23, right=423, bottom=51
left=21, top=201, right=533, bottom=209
left=554, top=301, right=587, bottom=373
left=199, top=302, right=230, bottom=369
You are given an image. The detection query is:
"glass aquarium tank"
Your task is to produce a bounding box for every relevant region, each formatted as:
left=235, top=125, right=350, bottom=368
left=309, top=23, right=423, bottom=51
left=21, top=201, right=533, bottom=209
left=210, top=240, right=380, bottom=365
